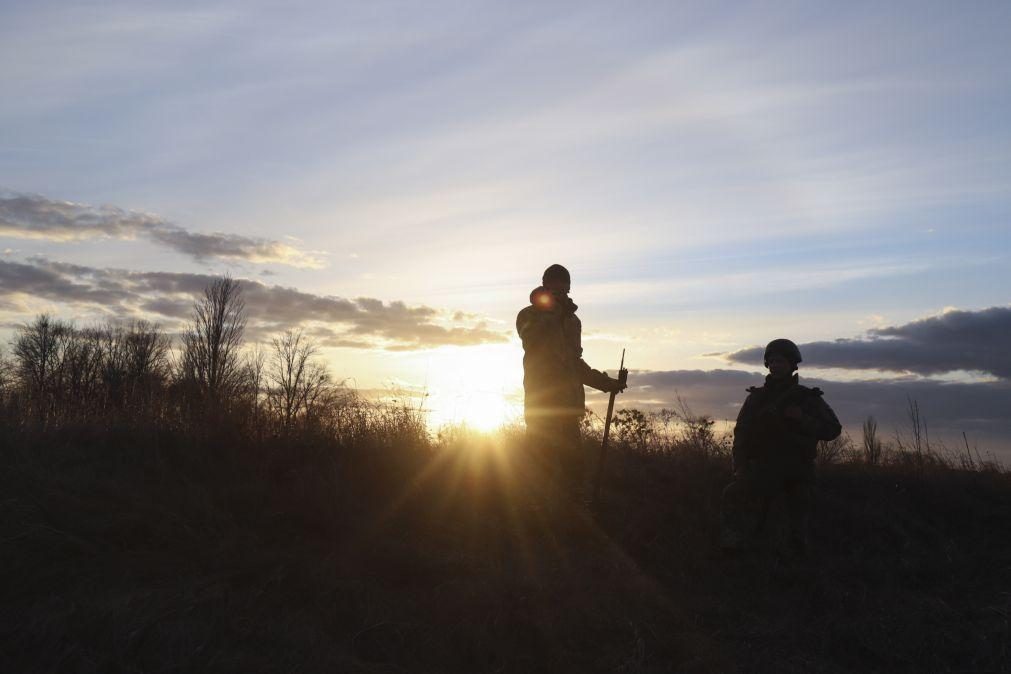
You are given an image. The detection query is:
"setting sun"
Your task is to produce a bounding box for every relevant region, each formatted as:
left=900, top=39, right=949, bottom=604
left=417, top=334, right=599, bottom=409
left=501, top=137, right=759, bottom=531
left=427, top=389, right=520, bottom=431
left=418, top=344, right=524, bottom=431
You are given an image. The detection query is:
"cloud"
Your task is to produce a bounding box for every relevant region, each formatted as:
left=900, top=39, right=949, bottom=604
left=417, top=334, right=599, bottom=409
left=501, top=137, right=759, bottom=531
left=0, top=192, right=324, bottom=268
left=0, top=257, right=125, bottom=306
left=0, top=257, right=507, bottom=351
left=603, top=368, right=1011, bottom=452
left=725, top=306, right=1011, bottom=380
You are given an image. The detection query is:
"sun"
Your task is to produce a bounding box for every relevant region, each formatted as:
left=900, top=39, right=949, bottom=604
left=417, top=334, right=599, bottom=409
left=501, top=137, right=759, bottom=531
left=428, top=389, right=518, bottom=432
left=419, top=344, right=524, bottom=432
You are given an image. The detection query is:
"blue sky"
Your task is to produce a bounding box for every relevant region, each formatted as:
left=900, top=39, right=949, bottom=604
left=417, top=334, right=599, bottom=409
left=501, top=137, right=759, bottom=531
left=2, top=1, right=1010, bottom=444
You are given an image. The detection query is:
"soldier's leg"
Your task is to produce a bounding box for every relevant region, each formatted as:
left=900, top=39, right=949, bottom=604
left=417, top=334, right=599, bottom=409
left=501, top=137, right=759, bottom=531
left=784, top=478, right=814, bottom=555
left=754, top=490, right=774, bottom=535
left=544, top=417, right=581, bottom=495
left=562, top=417, right=592, bottom=501
left=524, top=416, right=546, bottom=460
left=754, top=460, right=785, bottom=537
left=526, top=416, right=562, bottom=483
left=720, top=473, right=755, bottom=550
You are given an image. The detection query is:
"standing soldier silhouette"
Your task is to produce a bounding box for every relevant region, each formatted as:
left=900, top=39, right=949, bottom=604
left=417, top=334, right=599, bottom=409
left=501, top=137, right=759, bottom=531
left=517, top=264, right=626, bottom=500
left=721, top=339, right=842, bottom=556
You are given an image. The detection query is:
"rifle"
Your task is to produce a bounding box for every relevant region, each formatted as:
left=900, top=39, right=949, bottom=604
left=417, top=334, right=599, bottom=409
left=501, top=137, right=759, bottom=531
left=592, top=349, right=628, bottom=503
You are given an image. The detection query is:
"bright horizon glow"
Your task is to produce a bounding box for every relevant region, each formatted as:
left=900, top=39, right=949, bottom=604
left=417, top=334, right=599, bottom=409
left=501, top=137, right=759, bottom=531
left=401, top=343, right=525, bottom=432
left=426, top=389, right=523, bottom=432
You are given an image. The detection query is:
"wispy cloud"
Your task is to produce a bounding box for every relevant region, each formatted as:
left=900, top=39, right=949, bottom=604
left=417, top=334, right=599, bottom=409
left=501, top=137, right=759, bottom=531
left=0, top=257, right=506, bottom=350
left=0, top=192, right=324, bottom=268
left=724, top=306, right=1011, bottom=380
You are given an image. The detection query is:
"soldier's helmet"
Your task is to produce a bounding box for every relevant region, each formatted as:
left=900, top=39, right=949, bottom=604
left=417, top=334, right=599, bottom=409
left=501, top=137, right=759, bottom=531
left=764, top=338, right=802, bottom=367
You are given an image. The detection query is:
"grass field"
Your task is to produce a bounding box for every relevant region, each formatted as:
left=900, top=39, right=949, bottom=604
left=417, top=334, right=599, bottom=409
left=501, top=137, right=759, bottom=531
left=3, top=412, right=1009, bottom=673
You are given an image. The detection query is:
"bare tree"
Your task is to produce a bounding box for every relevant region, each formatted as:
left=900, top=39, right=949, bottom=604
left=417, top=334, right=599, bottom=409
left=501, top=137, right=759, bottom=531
left=125, top=321, right=171, bottom=400
left=0, top=347, right=15, bottom=409
left=12, top=314, right=74, bottom=423
left=266, top=329, right=329, bottom=428
left=242, top=343, right=267, bottom=436
left=179, top=276, right=247, bottom=403
left=244, top=344, right=266, bottom=404
left=99, top=320, right=171, bottom=412
left=818, top=432, right=852, bottom=466
left=99, top=323, right=131, bottom=407
left=61, top=327, right=105, bottom=418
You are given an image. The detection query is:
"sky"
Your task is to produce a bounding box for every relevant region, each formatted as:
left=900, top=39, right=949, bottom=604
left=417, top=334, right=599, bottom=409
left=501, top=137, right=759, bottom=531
left=1, top=1, right=1010, bottom=451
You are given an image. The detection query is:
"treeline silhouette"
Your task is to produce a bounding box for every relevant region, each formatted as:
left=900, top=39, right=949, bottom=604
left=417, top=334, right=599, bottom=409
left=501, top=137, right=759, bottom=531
left=3, top=277, right=1011, bottom=673
left=2, top=275, right=1000, bottom=471
left=1, top=277, right=427, bottom=450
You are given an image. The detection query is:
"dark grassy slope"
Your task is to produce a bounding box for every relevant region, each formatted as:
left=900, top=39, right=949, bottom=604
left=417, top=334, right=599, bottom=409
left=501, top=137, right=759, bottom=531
left=2, top=425, right=1009, bottom=673
left=599, top=451, right=1011, bottom=672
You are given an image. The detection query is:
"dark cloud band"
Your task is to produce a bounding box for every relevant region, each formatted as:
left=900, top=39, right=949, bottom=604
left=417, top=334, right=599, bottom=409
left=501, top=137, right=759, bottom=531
left=604, top=368, right=1011, bottom=452
left=0, top=257, right=506, bottom=350
left=725, top=306, right=1011, bottom=380
left=0, top=192, right=324, bottom=268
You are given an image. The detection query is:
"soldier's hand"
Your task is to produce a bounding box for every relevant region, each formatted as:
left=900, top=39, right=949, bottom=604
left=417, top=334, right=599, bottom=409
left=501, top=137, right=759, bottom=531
left=552, top=290, right=576, bottom=314
left=609, top=376, right=628, bottom=394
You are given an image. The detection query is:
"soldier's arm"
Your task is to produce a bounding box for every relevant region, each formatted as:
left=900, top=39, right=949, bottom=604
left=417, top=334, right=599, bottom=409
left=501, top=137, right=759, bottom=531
left=516, top=307, right=561, bottom=346
left=569, top=315, right=621, bottom=392
left=577, top=359, right=617, bottom=392
left=797, top=393, right=842, bottom=441
left=732, top=394, right=757, bottom=469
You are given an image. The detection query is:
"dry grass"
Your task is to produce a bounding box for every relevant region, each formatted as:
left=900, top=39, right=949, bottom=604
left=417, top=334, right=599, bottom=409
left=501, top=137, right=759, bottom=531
left=2, top=400, right=1010, bottom=673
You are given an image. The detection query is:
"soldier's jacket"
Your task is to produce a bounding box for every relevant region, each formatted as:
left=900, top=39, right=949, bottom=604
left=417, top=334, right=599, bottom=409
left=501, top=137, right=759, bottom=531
left=516, top=286, right=612, bottom=419
left=732, top=374, right=842, bottom=470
